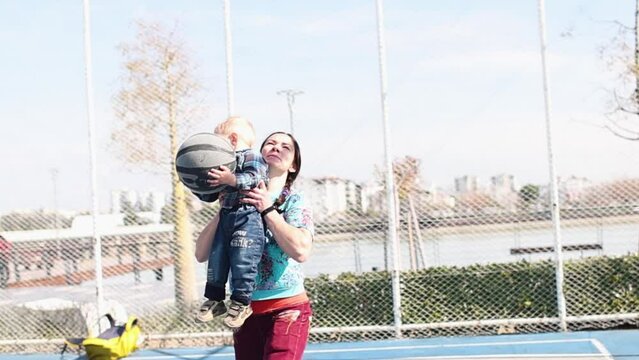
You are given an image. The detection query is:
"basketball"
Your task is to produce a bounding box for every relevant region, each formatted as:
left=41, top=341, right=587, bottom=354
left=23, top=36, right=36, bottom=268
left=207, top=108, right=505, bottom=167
left=175, top=133, right=237, bottom=194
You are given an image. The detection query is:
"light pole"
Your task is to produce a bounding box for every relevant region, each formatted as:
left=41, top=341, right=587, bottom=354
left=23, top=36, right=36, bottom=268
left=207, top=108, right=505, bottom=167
left=277, top=89, right=303, bottom=134
left=223, top=0, right=235, bottom=117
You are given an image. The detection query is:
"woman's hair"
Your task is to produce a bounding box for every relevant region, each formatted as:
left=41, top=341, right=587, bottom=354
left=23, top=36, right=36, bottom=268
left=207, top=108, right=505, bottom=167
left=260, top=131, right=302, bottom=207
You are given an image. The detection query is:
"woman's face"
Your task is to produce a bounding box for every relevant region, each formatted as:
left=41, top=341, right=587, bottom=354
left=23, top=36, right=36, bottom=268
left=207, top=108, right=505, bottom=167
left=261, top=133, right=296, bottom=173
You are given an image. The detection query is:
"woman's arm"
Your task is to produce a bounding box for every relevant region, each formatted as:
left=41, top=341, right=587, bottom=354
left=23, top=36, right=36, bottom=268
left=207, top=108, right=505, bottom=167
left=195, top=212, right=220, bottom=263
left=262, top=211, right=312, bottom=263
left=241, top=181, right=313, bottom=262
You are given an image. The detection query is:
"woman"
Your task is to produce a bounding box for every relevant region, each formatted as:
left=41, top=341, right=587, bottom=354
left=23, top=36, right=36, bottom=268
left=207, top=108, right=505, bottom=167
left=195, top=131, right=314, bottom=360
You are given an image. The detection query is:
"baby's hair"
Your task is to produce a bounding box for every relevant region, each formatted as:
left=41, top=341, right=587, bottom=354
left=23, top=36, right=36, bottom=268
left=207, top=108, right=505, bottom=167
left=215, top=116, right=256, bottom=146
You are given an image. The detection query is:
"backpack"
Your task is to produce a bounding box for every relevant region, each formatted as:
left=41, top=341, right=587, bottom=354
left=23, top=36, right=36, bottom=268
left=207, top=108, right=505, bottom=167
left=63, top=314, right=141, bottom=360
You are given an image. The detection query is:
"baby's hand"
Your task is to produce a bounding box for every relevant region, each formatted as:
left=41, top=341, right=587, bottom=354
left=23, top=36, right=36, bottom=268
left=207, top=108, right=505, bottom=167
left=207, top=165, right=236, bottom=187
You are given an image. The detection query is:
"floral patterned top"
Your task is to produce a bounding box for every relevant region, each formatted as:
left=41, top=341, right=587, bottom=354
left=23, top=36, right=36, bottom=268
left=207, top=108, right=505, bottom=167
left=252, top=189, right=314, bottom=300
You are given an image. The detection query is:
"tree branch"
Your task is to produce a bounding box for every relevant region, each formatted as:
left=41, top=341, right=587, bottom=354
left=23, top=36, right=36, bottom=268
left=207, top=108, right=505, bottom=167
left=605, top=113, right=639, bottom=140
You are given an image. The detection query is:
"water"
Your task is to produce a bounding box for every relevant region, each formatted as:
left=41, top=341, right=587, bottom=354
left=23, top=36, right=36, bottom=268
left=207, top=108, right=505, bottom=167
left=2, top=220, right=638, bottom=313
left=306, top=220, right=639, bottom=276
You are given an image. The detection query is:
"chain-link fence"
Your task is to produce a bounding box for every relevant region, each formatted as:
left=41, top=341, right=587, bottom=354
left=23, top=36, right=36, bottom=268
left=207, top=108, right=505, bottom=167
left=2, top=0, right=639, bottom=354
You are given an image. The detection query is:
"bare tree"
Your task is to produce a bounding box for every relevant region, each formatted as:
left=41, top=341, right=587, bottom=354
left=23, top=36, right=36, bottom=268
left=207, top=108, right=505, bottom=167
left=375, top=156, right=421, bottom=195
left=602, top=0, right=639, bottom=140
left=375, top=156, right=426, bottom=269
left=112, top=20, right=206, bottom=307
left=393, top=156, right=421, bottom=202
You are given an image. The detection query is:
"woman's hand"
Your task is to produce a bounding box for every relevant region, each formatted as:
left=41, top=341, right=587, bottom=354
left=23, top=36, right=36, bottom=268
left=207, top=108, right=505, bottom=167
left=240, top=181, right=271, bottom=212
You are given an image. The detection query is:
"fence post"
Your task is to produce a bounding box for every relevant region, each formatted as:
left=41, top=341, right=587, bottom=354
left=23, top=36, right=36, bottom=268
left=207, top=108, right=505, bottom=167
left=375, top=0, right=402, bottom=338
left=82, top=0, right=105, bottom=318
left=536, top=0, right=567, bottom=331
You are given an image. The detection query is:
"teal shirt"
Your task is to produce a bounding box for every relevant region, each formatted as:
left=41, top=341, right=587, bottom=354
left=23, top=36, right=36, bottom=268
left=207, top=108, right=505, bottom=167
left=252, top=190, right=314, bottom=300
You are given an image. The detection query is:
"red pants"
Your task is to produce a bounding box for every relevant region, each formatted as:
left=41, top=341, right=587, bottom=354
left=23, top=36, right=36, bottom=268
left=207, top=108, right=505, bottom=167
left=233, top=301, right=312, bottom=360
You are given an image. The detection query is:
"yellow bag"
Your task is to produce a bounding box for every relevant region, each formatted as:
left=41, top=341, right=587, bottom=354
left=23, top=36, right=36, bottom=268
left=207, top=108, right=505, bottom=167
left=64, top=314, right=141, bottom=360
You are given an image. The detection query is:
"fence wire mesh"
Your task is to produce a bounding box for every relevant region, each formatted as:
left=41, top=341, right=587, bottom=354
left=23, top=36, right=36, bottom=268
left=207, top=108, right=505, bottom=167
left=2, top=0, right=639, bottom=354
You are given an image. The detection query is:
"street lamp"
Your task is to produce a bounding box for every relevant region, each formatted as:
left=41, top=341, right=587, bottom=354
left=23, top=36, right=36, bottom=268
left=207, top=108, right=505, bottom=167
left=277, top=89, right=304, bottom=135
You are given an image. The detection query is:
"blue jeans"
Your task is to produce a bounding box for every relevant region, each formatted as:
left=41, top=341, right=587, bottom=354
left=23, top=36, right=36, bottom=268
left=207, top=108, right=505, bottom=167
left=205, top=205, right=265, bottom=305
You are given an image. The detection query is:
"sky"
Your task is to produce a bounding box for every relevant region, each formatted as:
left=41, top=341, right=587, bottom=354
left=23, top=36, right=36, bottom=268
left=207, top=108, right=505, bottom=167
left=1, top=0, right=638, bottom=213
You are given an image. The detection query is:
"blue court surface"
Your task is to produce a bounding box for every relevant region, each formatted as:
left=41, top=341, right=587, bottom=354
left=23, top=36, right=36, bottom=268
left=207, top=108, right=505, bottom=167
left=6, top=329, right=639, bottom=360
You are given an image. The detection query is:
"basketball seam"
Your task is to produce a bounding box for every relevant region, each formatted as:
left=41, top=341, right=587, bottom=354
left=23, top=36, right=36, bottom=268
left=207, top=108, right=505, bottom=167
left=175, top=161, right=236, bottom=175
left=176, top=144, right=235, bottom=158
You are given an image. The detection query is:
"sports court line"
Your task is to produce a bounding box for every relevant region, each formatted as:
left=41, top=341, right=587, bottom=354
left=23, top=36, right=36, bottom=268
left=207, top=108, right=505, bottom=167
left=396, top=355, right=608, bottom=360
left=129, top=356, right=230, bottom=359
left=589, top=339, right=614, bottom=360
left=305, top=338, right=595, bottom=353
left=127, top=353, right=609, bottom=360
left=126, top=338, right=603, bottom=360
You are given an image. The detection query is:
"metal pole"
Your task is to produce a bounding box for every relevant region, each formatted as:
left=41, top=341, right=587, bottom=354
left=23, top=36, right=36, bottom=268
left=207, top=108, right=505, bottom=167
left=537, top=0, right=567, bottom=332
left=375, top=0, right=402, bottom=339
left=50, top=168, right=61, bottom=259
left=82, top=0, right=104, bottom=319
left=223, top=0, right=235, bottom=116
left=635, top=0, right=639, bottom=103
left=277, top=89, right=303, bottom=135
left=287, top=95, right=294, bottom=135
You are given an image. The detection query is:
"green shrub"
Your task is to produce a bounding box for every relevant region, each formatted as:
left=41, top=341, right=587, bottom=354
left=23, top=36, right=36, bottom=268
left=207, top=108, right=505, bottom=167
left=306, top=254, right=639, bottom=327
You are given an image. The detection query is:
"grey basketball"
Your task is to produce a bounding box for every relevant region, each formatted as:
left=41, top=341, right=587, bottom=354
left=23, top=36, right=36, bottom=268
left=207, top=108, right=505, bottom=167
left=175, top=133, right=237, bottom=194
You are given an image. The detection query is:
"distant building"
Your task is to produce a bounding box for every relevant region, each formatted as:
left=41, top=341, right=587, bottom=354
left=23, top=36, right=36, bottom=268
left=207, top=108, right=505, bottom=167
left=490, top=174, right=517, bottom=209
left=139, top=191, right=166, bottom=213
left=360, top=180, right=454, bottom=218
left=298, top=177, right=362, bottom=221
left=111, top=189, right=166, bottom=222
left=422, top=185, right=456, bottom=217
left=491, top=174, right=516, bottom=193
left=537, top=176, right=592, bottom=208
left=559, top=176, right=591, bottom=204
left=111, top=190, right=137, bottom=213
left=455, top=175, right=479, bottom=194
left=361, top=181, right=385, bottom=215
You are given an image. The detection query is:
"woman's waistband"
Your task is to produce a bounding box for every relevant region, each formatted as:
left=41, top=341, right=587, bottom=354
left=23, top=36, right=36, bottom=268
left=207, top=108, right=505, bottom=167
left=250, top=292, right=309, bottom=315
